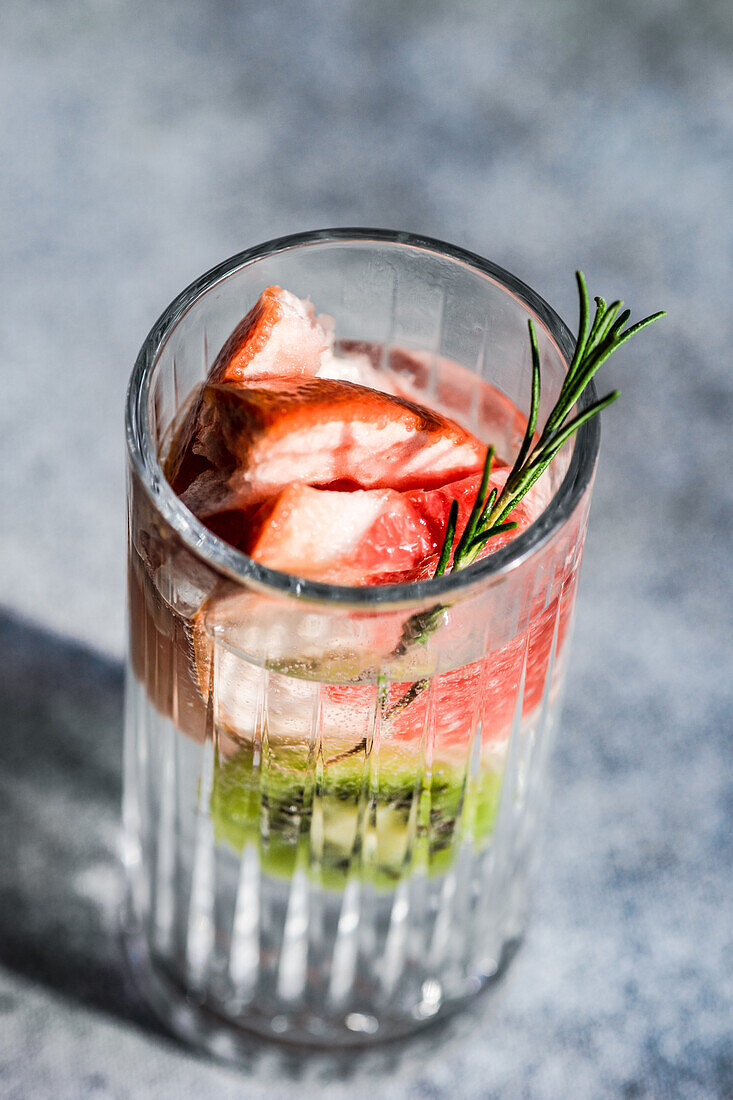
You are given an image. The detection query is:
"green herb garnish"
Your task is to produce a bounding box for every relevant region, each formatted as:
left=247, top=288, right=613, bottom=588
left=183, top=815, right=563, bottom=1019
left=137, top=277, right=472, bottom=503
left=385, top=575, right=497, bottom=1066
left=385, top=271, right=664, bottom=719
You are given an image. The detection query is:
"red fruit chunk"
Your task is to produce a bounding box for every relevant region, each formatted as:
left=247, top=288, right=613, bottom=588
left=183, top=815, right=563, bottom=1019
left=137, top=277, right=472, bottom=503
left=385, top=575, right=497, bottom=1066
left=245, top=464, right=543, bottom=584
left=211, top=285, right=330, bottom=385
left=172, top=377, right=486, bottom=522
left=246, top=484, right=429, bottom=582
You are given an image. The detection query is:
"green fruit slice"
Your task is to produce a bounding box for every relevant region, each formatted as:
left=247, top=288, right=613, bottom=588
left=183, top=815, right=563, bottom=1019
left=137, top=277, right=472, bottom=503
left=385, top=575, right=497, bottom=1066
left=210, top=742, right=502, bottom=891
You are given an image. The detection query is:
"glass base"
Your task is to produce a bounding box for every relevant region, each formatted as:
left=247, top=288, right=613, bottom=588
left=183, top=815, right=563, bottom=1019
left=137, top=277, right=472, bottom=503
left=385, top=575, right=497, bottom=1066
left=121, top=920, right=521, bottom=1054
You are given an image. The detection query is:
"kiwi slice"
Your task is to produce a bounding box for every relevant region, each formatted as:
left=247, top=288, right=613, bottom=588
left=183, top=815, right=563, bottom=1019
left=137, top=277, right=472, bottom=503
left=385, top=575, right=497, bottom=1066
left=210, top=742, right=502, bottom=890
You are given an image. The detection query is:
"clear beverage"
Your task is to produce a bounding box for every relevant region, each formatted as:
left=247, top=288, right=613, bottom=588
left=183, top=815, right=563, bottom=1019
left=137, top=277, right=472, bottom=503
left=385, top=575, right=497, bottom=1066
left=123, top=231, right=599, bottom=1051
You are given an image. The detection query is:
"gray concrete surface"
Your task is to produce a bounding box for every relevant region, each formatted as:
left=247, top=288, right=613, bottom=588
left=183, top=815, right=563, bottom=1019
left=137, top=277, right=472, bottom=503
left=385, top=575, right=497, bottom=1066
left=1, top=0, right=731, bottom=1096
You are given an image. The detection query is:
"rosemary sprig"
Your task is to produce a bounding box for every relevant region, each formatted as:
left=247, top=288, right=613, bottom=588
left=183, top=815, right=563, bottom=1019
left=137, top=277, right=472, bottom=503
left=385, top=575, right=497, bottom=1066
left=383, top=272, right=664, bottom=720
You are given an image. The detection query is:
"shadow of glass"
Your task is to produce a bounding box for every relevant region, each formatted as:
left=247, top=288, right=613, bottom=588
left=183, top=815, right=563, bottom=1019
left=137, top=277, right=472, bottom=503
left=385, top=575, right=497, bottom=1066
left=0, top=608, right=506, bottom=1084
left=0, top=610, right=164, bottom=1032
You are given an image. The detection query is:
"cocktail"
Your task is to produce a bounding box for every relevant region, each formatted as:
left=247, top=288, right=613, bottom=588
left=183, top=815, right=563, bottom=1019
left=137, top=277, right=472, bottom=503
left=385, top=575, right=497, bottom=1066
left=123, top=229, right=661, bottom=1052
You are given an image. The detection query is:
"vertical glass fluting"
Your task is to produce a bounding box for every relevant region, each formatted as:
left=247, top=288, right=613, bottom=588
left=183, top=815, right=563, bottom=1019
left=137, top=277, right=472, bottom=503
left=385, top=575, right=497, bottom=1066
left=123, top=230, right=599, bottom=1052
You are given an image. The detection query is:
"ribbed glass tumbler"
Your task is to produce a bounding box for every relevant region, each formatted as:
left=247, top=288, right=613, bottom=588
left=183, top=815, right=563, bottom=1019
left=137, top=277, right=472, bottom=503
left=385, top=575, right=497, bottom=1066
left=122, top=230, right=600, bottom=1054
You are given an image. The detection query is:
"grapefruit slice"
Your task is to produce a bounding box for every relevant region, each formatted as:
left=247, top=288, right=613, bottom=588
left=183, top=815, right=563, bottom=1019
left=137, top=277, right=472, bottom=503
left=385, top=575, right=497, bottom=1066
left=173, top=376, right=486, bottom=520
left=244, top=465, right=543, bottom=584
left=210, top=287, right=398, bottom=393
left=211, top=285, right=330, bottom=384
left=245, top=484, right=420, bottom=582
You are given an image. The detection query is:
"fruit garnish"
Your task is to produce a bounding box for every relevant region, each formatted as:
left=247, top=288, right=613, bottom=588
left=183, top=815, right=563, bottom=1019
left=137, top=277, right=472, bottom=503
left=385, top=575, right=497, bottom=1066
left=167, top=274, right=664, bottom=727
left=245, top=483, right=421, bottom=582
left=211, top=285, right=331, bottom=384
left=210, top=742, right=503, bottom=889
left=172, top=376, right=485, bottom=520
left=210, top=284, right=401, bottom=395
left=244, top=466, right=541, bottom=584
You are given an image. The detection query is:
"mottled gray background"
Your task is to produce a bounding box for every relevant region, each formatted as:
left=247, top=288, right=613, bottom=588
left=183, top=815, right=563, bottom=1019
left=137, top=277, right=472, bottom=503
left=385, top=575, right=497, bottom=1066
left=1, top=0, right=731, bottom=1097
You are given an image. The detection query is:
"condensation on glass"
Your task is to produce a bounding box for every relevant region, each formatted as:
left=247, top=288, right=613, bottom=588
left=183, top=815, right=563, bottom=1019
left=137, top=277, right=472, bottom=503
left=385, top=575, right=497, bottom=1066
left=123, top=230, right=599, bottom=1053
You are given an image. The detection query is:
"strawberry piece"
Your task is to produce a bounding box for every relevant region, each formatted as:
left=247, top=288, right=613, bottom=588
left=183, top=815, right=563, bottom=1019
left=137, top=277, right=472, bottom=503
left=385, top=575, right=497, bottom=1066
left=211, top=285, right=330, bottom=384
left=172, top=377, right=486, bottom=521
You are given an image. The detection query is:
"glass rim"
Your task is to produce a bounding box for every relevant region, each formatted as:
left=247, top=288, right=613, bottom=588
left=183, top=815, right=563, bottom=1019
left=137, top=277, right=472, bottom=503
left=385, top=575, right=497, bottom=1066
left=126, top=227, right=600, bottom=609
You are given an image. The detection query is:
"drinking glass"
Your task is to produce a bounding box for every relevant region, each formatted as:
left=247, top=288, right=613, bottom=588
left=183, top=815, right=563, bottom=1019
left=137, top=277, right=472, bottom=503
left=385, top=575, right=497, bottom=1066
left=123, top=229, right=599, bottom=1053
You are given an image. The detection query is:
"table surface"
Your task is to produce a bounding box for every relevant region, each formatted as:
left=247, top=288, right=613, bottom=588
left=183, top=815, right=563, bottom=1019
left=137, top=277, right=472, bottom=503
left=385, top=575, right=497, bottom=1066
left=2, top=1, right=732, bottom=1096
